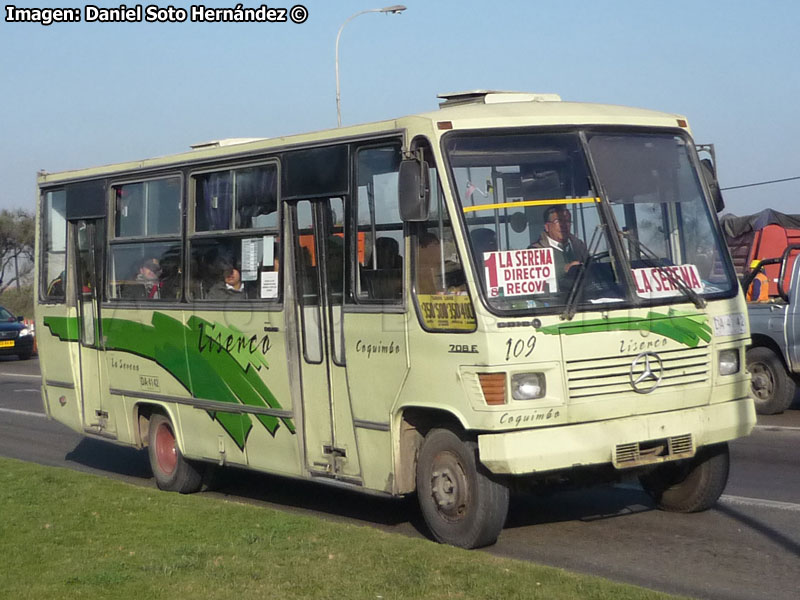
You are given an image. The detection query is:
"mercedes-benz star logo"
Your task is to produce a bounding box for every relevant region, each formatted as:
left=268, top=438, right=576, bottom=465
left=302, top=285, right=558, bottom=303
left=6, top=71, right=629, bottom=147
left=629, top=351, right=663, bottom=394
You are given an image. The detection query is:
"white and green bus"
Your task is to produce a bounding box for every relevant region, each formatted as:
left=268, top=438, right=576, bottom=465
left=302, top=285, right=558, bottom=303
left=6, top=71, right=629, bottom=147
left=35, top=91, right=755, bottom=548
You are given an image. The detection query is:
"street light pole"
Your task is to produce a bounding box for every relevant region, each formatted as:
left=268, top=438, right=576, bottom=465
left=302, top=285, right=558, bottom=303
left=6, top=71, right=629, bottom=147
left=335, top=5, right=406, bottom=127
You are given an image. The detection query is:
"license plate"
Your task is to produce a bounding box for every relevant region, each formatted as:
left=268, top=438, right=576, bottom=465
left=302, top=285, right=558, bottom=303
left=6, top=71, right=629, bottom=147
left=0, top=340, right=14, bottom=348
left=712, top=313, right=747, bottom=336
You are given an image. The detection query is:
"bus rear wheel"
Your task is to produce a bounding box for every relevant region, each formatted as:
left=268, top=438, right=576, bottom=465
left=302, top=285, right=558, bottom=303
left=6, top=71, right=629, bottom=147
left=416, top=428, right=509, bottom=549
left=148, top=413, right=203, bottom=494
left=639, top=442, right=730, bottom=513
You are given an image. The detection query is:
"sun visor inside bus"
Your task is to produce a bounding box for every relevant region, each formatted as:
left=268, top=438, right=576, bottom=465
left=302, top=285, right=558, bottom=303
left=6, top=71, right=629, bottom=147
left=282, top=145, right=349, bottom=199
left=589, top=136, right=675, bottom=201
left=65, top=180, right=106, bottom=220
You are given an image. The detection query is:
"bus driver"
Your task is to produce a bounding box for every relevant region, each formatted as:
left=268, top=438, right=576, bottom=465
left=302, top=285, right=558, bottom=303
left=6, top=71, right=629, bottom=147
left=531, top=206, right=588, bottom=284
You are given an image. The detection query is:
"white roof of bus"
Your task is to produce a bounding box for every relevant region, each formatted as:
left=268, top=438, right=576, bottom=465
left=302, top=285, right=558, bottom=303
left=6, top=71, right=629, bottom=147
left=424, top=91, right=685, bottom=128
left=37, top=92, right=688, bottom=185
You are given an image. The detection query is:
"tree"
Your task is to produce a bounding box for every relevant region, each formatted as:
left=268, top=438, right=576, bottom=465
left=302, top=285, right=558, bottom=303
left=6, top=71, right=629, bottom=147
left=0, top=209, right=35, bottom=293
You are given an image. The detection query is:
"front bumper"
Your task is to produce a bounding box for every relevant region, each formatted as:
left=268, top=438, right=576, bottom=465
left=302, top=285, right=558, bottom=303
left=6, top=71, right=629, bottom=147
left=478, top=398, right=756, bottom=475
left=0, top=336, right=33, bottom=355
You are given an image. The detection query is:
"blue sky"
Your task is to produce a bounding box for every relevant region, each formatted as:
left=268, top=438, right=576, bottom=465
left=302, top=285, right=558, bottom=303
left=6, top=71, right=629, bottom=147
left=1, top=0, right=798, bottom=216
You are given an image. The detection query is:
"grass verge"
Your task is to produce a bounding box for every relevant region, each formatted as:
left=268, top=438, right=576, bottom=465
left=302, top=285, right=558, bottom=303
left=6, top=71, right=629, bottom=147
left=0, top=457, right=685, bottom=600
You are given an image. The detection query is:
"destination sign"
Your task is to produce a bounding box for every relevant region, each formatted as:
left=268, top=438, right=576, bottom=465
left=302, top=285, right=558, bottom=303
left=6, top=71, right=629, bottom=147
left=483, top=248, right=557, bottom=297
left=632, top=264, right=704, bottom=299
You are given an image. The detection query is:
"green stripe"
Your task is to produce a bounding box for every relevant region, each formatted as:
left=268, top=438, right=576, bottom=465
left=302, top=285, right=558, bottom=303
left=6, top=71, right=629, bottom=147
left=538, top=311, right=711, bottom=347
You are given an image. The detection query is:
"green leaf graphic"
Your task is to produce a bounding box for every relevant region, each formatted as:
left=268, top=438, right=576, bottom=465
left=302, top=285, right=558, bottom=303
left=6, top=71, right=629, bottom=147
left=43, top=314, right=295, bottom=450
left=539, top=311, right=711, bottom=347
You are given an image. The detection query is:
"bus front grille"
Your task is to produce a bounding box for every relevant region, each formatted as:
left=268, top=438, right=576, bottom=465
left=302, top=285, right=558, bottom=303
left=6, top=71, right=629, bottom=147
left=613, top=433, right=695, bottom=468
left=565, top=346, right=710, bottom=399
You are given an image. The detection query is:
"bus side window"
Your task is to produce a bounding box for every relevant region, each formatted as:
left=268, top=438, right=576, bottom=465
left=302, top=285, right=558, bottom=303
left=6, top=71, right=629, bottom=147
left=115, top=178, right=181, bottom=238
left=188, top=236, right=280, bottom=301
left=189, top=163, right=280, bottom=302
left=41, top=189, right=67, bottom=302
left=355, top=144, right=404, bottom=303
left=109, top=242, right=182, bottom=301
left=109, top=176, right=183, bottom=301
left=411, top=141, right=475, bottom=333
left=413, top=225, right=468, bottom=296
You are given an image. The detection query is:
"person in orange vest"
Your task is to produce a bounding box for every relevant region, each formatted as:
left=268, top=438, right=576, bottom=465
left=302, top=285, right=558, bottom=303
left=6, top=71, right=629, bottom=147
left=746, top=260, right=769, bottom=302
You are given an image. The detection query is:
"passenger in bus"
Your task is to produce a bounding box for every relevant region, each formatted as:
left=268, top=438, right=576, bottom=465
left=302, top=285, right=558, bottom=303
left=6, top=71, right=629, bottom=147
left=122, top=258, right=162, bottom=299
left=321, top=234, right=345, bottom=300
left=531, top=206, right=588, bottom=281
left=47, top=270, right=66, bottom=297
left=375, top=237, right=402, bottom=269
left=363, top=237, right=403, bottom=299
left=159, top=252, right=182, bottom=299
left=471, top=227, right=498, bottom=260
left=416, top=231, right=442, bottom=294
left=207, top=263, right=246, bottom=300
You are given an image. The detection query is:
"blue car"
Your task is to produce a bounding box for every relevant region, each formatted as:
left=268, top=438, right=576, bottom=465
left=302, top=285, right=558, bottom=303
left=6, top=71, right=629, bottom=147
left=0, top=306, right=34, bottom=360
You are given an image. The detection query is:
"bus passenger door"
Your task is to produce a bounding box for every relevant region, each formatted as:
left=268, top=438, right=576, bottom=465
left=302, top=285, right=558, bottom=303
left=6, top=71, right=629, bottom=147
left=71, top=219, right=114, bottom=437
left=290, top=198, right=361, bottom=482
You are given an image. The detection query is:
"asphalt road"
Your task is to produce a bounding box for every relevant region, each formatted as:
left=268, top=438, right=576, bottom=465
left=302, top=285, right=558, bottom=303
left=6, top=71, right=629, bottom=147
left=1, top=356, right=798, bottom=600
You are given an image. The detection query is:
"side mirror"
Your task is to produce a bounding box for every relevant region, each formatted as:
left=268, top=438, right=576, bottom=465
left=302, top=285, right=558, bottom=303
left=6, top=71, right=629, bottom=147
left=16, top=316, right=23, bottom=322
left=700, top=158, right=725, bottom=213
left=398, top=159, right=430, bottom=222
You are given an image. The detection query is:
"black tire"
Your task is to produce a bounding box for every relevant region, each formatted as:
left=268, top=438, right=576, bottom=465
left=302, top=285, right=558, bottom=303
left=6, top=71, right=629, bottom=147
left=17, top=352, right=32, bottom=361
left=148, top=413, right=203, bottom=494
left=747, top=346, right=796, bottom=414
left=639, top=443, right=730, bottom=513
left=416, top=428, right=509, bottom=549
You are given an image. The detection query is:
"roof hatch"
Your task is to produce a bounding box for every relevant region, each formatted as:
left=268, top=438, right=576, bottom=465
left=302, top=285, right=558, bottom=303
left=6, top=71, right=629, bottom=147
left=437, top=90, right=562, bottom=108
left=190, top=138, right=266, bottom=150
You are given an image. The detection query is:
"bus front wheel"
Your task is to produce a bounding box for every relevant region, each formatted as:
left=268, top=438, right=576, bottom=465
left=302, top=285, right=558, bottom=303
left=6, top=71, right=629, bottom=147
left=416, top=428, right=509, bottom=549
left=639, top=442, right=730, bottom=513
left=148, top=413, right=203, bottom=494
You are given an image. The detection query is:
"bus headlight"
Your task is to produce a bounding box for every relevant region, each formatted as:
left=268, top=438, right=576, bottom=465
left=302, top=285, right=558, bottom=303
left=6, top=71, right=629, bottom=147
left=718, top=349, right=739, bottom=376
left=511, top=373, right=546, bottom=400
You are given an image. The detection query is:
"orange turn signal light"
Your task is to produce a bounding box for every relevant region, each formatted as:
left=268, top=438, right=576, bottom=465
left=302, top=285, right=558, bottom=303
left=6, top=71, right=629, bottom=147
left=478, top=373, right=507, bottom=405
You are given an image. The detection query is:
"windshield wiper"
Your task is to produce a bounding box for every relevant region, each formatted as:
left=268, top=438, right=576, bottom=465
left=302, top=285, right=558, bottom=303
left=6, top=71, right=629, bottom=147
left=561, top=225, right=604, bottom=321
left=621, top=231, right=706, bottom=309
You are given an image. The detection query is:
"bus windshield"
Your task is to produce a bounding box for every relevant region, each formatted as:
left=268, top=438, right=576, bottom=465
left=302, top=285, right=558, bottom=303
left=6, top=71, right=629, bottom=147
left=445, top=130, right=736, bottom=314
